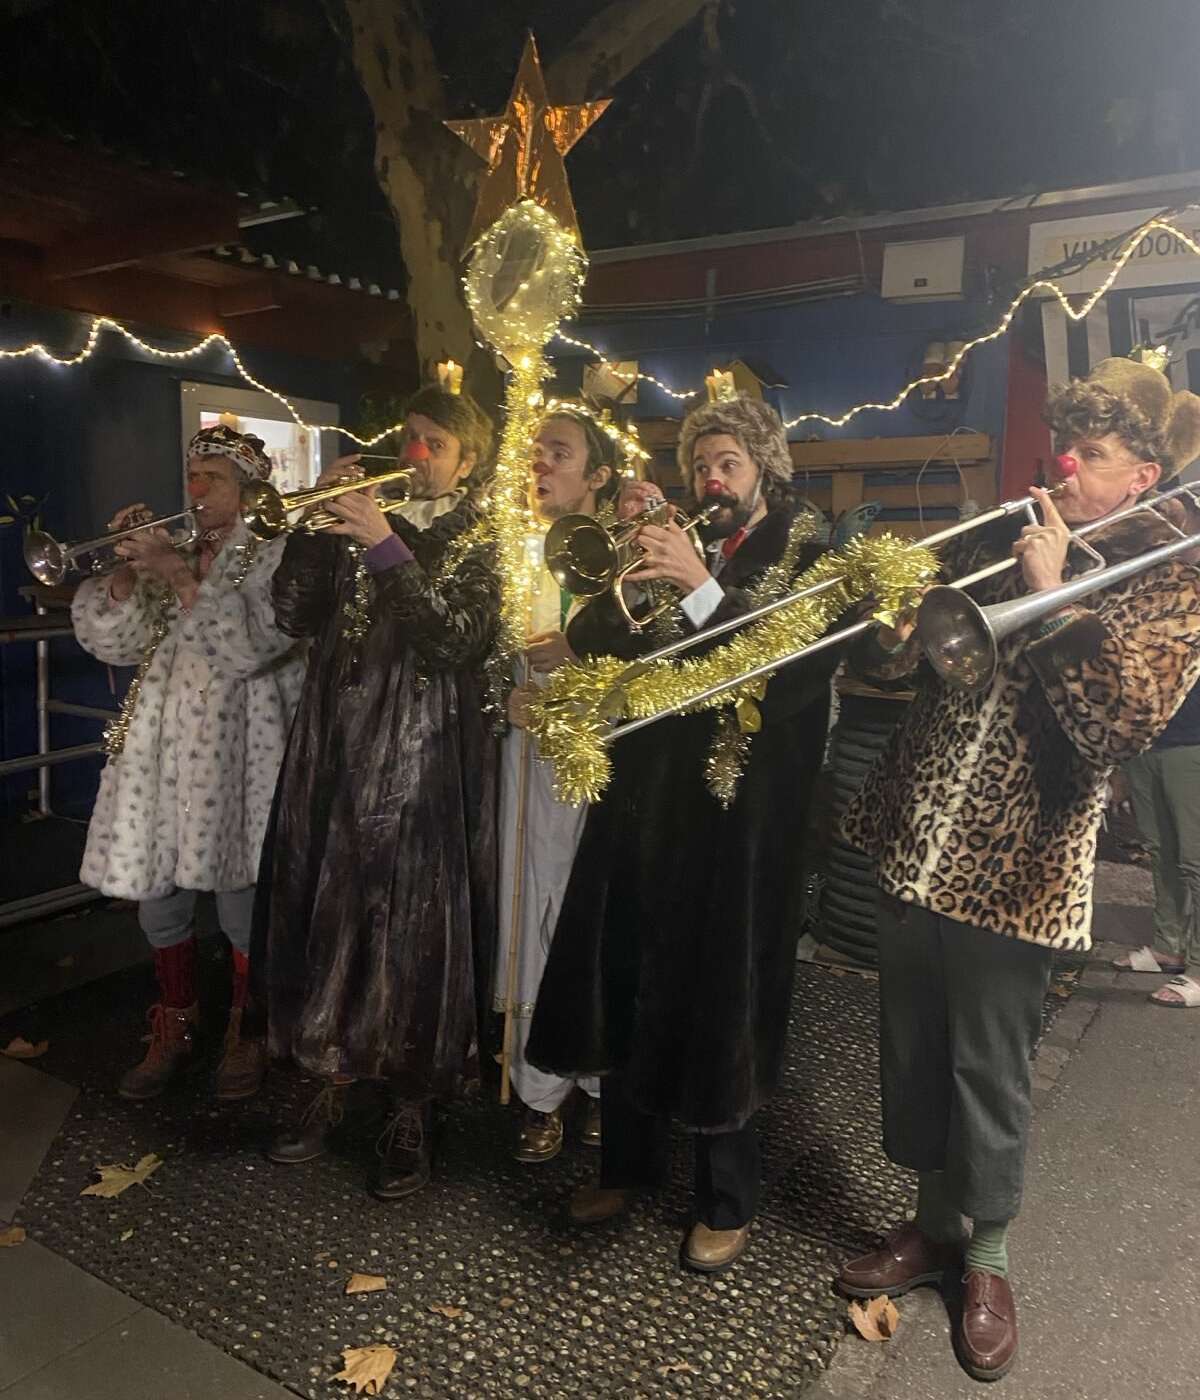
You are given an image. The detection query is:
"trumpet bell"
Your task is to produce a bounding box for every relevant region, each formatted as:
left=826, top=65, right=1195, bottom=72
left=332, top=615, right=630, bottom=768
left=239, top=482, right=290, bottom=540
left=23, top=529, right=67, bottom=587
left=916, top=584, right=998, bottom=691
left=544, top=514, right=620, bottom=597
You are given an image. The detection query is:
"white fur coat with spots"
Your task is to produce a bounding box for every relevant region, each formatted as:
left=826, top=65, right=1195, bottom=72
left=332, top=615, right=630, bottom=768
left=71, top=522, right=305, bottom=901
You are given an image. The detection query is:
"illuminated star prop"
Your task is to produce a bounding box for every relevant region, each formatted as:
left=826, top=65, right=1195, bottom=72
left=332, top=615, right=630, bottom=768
left=445, top=32, right=610, bottom=252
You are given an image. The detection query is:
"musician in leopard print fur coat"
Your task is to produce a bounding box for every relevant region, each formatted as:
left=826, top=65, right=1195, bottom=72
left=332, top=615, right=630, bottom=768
left=834, top=356, right=1200, bottom=1383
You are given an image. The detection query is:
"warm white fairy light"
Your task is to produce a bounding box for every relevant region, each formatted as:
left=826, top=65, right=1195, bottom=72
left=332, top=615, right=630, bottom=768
left=6, top=215, right=1200, bottom=443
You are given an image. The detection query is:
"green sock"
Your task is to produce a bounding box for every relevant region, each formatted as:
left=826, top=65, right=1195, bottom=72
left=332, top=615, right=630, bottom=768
left=914, top=1171, right=965, bottom=1244
left=965, top=1219, right=1010, bottom=1277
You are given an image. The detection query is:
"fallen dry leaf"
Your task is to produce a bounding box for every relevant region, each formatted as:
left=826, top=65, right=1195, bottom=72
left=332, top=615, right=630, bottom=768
left=2, top=1036, right=48, bottom=1060
left=428, top=1303, right=463, bottom=1319
left=80, top=1154, right=163, bottom=1199
left=0, top=1226, right=26, bottom=1247
left=119, top=1229, right=134, bottom=1242
left=345, top=1273, right=387, bottom=1295
left=333, top=1344, right=397, bottom=1396
left=656, top=1361, right=699, bottom=1376
left=498, top=1296, right=517, bottom=1309
left=848, top=1294, right=900, bottom=1342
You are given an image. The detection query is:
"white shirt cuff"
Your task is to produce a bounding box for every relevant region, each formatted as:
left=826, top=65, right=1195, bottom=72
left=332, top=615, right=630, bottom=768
left=680, top=575, right=725, bottom=630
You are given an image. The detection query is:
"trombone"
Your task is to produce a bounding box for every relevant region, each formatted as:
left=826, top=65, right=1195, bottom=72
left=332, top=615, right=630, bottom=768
left=917, top=480, right=1200, bottom=690
left=239, top=463, right=415, bottom=539
left=545, top=495, right=722, bottom=631
left=24, top=508, right=201, bottom=587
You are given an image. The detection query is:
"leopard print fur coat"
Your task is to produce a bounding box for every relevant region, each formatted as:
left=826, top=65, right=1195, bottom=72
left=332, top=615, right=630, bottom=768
left=842, top=506, right=1200, bottom=949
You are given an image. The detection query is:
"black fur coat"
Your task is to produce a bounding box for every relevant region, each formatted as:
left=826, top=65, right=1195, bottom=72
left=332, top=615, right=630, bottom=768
left=526, top=502, right=838, bottom=1132
left=247, top=496, right=499, bottom=1099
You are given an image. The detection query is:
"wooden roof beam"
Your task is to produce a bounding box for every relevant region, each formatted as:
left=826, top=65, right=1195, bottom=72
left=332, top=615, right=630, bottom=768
left=43, top=203, right=241, bottom=281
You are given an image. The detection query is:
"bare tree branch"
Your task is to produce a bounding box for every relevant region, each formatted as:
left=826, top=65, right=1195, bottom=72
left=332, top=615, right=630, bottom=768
left=546, top=0, right=712, bottom=101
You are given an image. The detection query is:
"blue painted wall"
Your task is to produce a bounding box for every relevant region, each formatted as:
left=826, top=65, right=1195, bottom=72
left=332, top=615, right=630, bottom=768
left=556, top=291, right=1009, bottom=446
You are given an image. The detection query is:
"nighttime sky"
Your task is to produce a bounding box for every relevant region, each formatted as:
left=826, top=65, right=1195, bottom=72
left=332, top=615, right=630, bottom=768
left=4, top=0, right=1200, bottom=288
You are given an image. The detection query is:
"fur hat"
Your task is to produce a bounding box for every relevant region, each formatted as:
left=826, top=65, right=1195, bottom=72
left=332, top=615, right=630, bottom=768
left=1045, top=357, right=1200, bottom=480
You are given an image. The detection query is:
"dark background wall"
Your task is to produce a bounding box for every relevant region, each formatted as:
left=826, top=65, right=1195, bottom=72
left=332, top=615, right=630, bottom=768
left=0, top=303, right=378, bottom=819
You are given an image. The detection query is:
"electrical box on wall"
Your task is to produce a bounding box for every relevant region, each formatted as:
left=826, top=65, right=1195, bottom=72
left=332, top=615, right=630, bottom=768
left=881, top=236, right=965, bottom=301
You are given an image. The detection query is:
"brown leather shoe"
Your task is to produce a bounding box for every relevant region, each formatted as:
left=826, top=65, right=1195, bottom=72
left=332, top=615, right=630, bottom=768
left=214, top=1009, right=267, bottom=1101
left=838, top=1222, right=963, bottom=1299
left=118, top=1003, right=199, bottom=1100
left=682, top=1221, right=752, bottom=1273
left=513, top=1107, right=563, bottom=1164
left=958, top=1270, right=1018, bottom=1381
left=579, top=1095, right=602, bottom=1149
left=568, top=1185, right=635, bottom=1225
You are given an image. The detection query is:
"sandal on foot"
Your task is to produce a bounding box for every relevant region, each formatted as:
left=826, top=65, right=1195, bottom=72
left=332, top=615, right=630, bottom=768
left=1112, top=946, right=1185, bottom=974
left=1150, top=975, right=1200, bottom=1008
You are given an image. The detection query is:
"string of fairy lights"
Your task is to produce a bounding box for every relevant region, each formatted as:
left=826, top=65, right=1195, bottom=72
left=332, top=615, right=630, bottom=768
left=4, top=213, right=1200, bottom=442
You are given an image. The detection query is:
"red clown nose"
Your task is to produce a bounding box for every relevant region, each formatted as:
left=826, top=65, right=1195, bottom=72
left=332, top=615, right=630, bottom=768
left=703, top=478, right=726, bottom=498
left=1054, top=453, right=1079, bottom=478
left=404, top=440, right=431, bottom=462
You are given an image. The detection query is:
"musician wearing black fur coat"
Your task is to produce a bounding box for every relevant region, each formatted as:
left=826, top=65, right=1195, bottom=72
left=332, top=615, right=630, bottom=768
left=248, top=387, right=499, bottom=1203
left=527, top=394, right=837, bottom=1273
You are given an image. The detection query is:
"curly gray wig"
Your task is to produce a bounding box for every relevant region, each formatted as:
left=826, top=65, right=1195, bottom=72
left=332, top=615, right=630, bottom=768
left=676, top=394, right=794, bottom=500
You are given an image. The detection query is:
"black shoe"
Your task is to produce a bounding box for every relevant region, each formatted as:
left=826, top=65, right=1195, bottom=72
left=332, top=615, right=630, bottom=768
left=266, top=1081, right=350, bottom=1164
left=368, top=1100, right=433, bottom=1201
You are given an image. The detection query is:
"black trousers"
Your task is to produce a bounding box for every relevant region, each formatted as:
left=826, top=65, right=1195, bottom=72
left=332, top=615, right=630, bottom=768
left=598, top=1074, right=760, bottom=1229
left=876, top=893, right=1053, bottom=1222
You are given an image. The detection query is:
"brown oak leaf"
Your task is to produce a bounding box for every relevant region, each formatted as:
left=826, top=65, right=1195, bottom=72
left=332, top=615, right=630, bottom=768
left=333, top=1344, right=398, bottom=1395
left=0, top=1225, right=26, bottom=1247
left=80, top=1154, right=163, bottom=1198
left=2, top=1037, right=48, bottom=1060
left=345, top=1273, right=387, bottom=1295
left=848, top=1294, right=900, bottom=1342
left=428, top=1303, right=464, bottom=1319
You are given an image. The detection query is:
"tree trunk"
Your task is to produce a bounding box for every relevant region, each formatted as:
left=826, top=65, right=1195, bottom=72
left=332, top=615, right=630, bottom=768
left=341, top=0, right=479, bottom=382
left=341, top=0, right=714, bottom=380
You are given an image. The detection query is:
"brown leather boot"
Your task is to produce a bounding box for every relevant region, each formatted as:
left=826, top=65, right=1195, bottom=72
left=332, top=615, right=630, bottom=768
left=118, top=1003, right=199, bottom=1100
left=214, top=1008, right=267, bottom=1101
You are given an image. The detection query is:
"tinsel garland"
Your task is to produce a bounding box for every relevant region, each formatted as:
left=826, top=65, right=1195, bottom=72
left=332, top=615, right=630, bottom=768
left=480, top=349, right=552, bottom=711
left=102, top=587, right=173, bottom=759
left=527, top=532, right=938, bottom=805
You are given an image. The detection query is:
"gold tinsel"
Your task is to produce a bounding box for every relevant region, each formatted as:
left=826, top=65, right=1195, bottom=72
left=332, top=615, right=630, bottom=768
left=527, top=533, right=938, bottom=805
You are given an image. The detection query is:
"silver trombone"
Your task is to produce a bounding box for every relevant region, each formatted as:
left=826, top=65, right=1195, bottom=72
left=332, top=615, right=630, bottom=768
left=24, top=508, right=201, bottom=587
left=598, top=480, right=1200, bottom=741
left=918, top=481, right=1200, bottom=690
left=597, top=484, right=1071, bottom=741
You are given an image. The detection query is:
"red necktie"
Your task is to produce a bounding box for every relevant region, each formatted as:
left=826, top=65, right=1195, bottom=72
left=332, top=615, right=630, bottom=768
left=721, top=527, right=747, bottom=561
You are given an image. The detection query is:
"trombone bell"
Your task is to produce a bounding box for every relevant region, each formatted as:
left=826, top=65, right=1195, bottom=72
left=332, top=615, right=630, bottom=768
left=915, top=585, right=999, bottom=691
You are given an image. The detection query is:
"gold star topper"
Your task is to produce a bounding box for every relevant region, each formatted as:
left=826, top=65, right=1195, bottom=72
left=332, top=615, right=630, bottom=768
left=445, top=32, right=610, bottom=254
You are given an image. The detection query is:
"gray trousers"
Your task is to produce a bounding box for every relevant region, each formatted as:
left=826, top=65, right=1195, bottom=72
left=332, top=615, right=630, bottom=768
left=1126, top=744, right=1200, bottom=965
left=876, top=893, right=1052, bottom=1222
left=137, top=887, right=254, bottom=955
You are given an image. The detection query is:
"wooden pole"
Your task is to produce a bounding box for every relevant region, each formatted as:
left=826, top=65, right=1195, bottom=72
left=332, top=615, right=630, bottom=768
left=499, top=661, right=532, bottom=1105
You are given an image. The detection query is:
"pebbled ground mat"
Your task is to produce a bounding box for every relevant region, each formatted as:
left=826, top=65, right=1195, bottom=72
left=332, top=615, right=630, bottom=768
left=1, top=944, right=1083, bottom=1398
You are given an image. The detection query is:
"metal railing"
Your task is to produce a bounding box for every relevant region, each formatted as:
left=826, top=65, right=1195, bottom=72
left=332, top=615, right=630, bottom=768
left=0, top=588, right=115, bottom=927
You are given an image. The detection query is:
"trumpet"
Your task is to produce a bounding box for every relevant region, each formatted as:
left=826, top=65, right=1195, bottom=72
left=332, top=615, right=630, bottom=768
left=239, top=463, right=415, bottom=539
left=545, top=493, right=723, bottom=631
left=24, top=508, right=201, bottom=587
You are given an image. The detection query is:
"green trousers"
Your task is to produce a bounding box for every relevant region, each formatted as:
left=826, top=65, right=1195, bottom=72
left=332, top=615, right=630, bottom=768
left=1126, top=744, right=1200, bottom=965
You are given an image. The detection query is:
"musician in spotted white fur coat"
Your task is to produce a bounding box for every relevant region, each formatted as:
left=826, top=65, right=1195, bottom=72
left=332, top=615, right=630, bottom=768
left=71, top=426, right=304, bottom=1103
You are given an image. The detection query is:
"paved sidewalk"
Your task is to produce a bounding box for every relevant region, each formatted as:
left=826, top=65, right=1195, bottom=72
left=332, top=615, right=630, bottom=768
left=816, top=863, right=1199, bottom=1398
